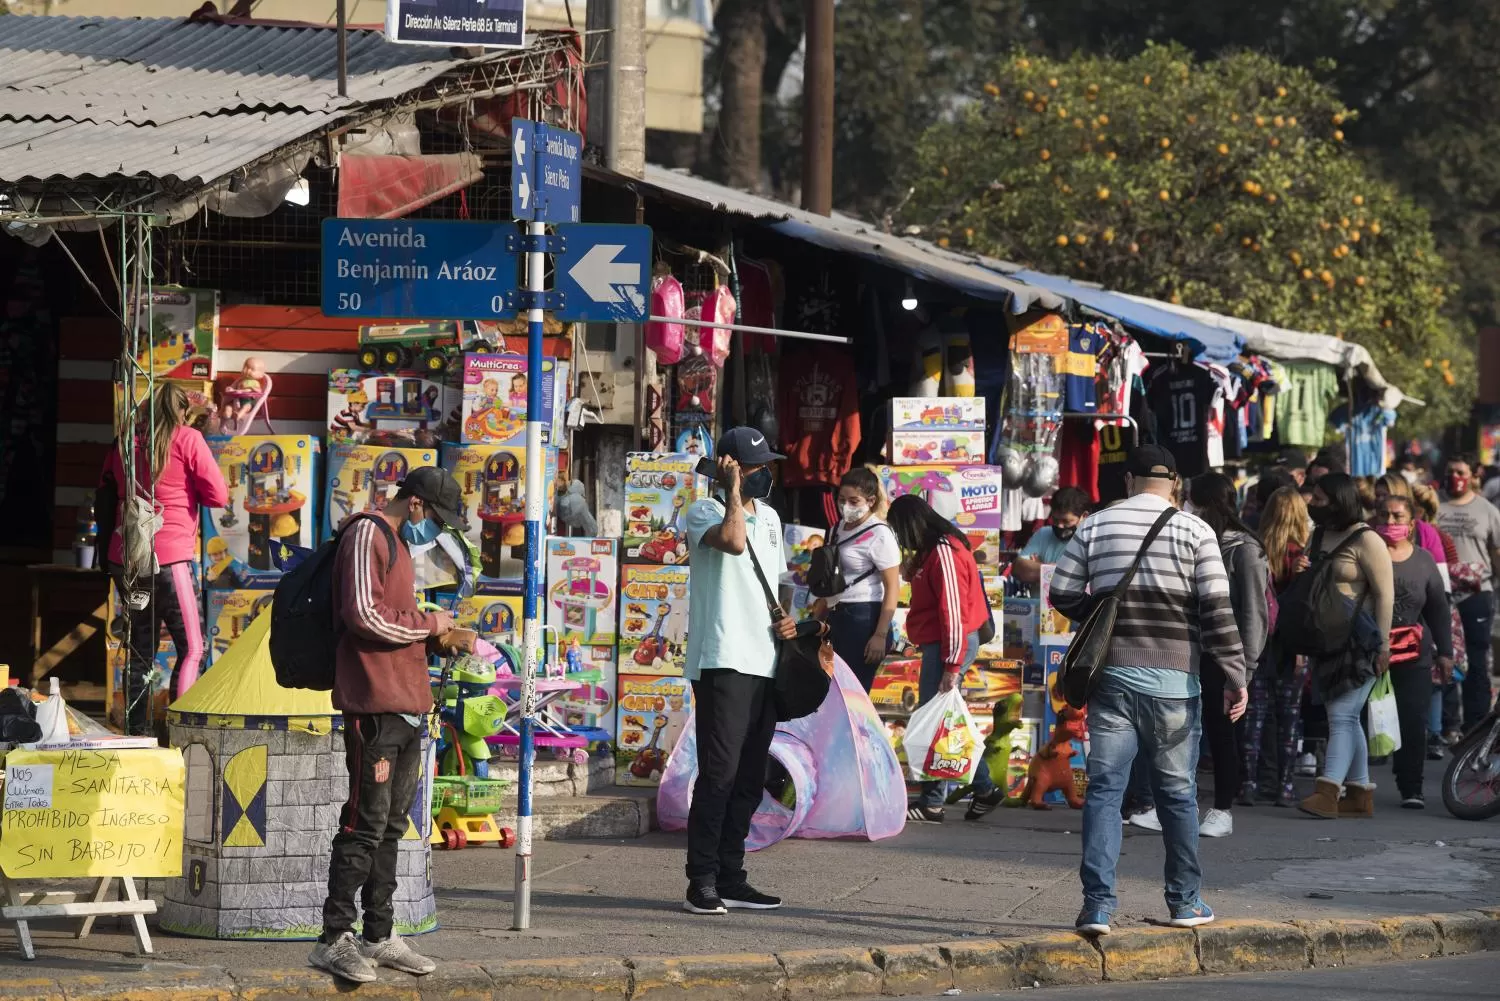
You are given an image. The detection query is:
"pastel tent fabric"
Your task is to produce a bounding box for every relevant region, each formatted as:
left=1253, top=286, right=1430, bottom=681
left=167, top=613, right=335, bottom=720
left=655, top=656, right=907, bottom=847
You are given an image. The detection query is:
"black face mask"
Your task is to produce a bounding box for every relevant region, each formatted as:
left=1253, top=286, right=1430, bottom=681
left=741, top=467, right=774, bottom=501
left=1308, top=505, right=1332, bottom=526
left=1053, top=526, right=1076, bottom=541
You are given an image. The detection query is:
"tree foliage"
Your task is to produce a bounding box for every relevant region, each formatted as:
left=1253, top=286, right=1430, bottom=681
left=904, top=45, right=1472, bottom=436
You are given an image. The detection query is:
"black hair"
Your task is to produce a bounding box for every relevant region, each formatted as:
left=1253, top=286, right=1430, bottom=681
left=1254, top=467, right=1296, bottom=507
left=1447, top=453, right=1479, bottom=474
left=1311, top=448, right=1347, bottom=475
left=838, top=467, right=882, bottom=506
left=1313, top=472, right=1364, bottom=530
left=886, top=494, right=969, bottom=563
left=1050, top=486, right=1091, bottom=518
left=1189, top=472, right=1258, bottom=542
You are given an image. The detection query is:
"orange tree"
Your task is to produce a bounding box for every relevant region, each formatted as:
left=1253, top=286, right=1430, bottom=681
left=903, top=44, right=1474, bottom=437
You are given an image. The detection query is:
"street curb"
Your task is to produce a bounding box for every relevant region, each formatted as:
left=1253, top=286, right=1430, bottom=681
left=14, top=909, right=1500, bottom=999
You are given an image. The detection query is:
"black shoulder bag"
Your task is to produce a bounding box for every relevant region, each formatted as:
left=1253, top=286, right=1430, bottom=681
left=746, top=542, right=833, bottom=721
left=1058, top=507, right=1177, bottom=710
left=807, top=521, right=894, bottom=599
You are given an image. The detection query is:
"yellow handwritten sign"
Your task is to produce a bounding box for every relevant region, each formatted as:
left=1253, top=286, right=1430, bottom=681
left=1, top=748, right=184, bottom=879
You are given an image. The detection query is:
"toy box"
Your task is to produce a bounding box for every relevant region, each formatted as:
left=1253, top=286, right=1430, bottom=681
left=201, top=435, right=321, bottom=588
left=889, top=430, right=987, bottom=466
left=878, top=464, right=1005, bottom=566
left=127, top=286, right=218, bottom=381
left=623, top=452, right=705, bottom=564
left=459, top=352, right=559, bottom=447
left=615, top=674, right=693, bottom=787
left=327, top=368, right=459, bottom=444
left=890, top=397, right=987, bottom=432
left=549, top=649, right=617, bottom=738
left=205, top=588, right=275, bottom=665
left=452, top=594, right=524, bottom=650
left=441, top=442, right=559, bottom=592
left=870, top=656, right=921, bottom=715
left=1038, top=564, right=1074, bottom=640
left=546, top=537, right=619, bottom=647
left=323, top=441, right=440, bottom=538
left=782, top=524, right=829, bottom=584
left=617, top=565, right=690, bottom=676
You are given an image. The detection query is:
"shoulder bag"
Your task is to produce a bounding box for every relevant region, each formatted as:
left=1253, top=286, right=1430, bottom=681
left=746, top=541, right=834, bottom=721
left=1058, top=507, right=1177, bottom=710
left=807, top=521, right=894, bottom=599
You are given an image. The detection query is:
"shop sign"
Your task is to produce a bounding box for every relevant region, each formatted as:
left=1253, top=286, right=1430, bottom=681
left=386, top=0, right=526, bottom=49
left=321, top=219, right=519, bottom=319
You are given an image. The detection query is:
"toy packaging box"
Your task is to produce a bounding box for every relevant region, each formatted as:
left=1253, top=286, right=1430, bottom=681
left=549, top=650, right=618, bottom=738
left=782, top=524, right=829, bottom=584
left=889, top=430, right=987, bottom=466
left=205, top=588, right=275, bottom=665
left=452, top=594, right=523, bottom=650
left=327, top=369, right=459, bottom=444
left=201, top=435, right=322, bottom=588
left=870, top=656, right=921, bottom=716
left=546, top=537, right=619, bottom=648
left=890, top=397, right=987, bottom=432
left=623, top=452, right=705, bottom=564
left=615, top=674, right=693, bottom=787
left=878, top=464, right=1005, bottom=566
left=127, top=286, right=218, bottom=381
left=617, top=565, right=690, bottom=676
left=460, top=353, right=560, bottom=447
left=323, top=441, right=440, bottom=538
left=441, top=442, right=558, bottom=592
left=1038, top=564, right=1075, bottom=639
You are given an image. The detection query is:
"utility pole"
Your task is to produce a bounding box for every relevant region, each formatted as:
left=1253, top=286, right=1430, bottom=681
left=800, top=0, right=834, bottom=215
left=335, top=0, right=348, bottom=98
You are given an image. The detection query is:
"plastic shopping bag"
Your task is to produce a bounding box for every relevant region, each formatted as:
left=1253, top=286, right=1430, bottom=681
left=1366, top=673, right=1402, bottom=757
left=902, top=688, right=982, bottom=784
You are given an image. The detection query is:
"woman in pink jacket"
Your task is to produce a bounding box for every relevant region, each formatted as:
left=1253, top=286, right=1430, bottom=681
left=100, top=383, right=228, bottom=735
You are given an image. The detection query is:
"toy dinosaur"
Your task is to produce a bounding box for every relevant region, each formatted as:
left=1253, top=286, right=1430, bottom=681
left=1023, top=706, right=1087, bottom=810
left=946, top=693, right=1028, bottom=807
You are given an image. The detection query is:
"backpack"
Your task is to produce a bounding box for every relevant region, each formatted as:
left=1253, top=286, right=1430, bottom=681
left=1272, top=527, right=1369, bottom=657
left=270, top=513, right=398, bottom=692
left=807, top=521, right=893, bottom=599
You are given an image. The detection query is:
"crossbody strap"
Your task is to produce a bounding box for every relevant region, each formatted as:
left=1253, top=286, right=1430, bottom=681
left=744, top=535, right=785, bottom=618
left=828, top=520, right=894, bottom=592
left=1112, top=507, right=1178, bottom=599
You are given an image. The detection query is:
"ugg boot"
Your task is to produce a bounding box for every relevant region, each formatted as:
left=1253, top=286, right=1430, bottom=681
left=1298, top=778, right=1342, bottom=819
left=1339, top=782, right=1375, bottom=817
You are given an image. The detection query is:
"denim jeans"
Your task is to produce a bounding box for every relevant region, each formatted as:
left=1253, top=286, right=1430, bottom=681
left=829, top=601, right=884, bottom=693
left=916, top=633, right=992, bottom=809
left=1080, top=674, right=1203, bottom=915
left=1322, top=676, right=1377, bottom=786
left=1456, top=592, right=1495, bottom=730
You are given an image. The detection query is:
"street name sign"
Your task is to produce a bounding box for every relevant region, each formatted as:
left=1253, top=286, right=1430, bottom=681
left=321, top=219, right=519, bottom=319
left=386, top=0, right=526, bottom=49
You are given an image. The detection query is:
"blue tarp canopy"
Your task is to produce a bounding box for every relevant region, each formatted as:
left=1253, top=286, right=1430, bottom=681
left=1007, top=269, right=1246, bottom=365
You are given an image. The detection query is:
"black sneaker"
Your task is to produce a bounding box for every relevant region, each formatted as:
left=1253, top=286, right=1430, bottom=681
left=965, top=787, right=1005, bottom=821
left=717, top=883, right=782, bottom=910
left=907, top=804, right=945, bottom=823
left=684, top=885, right=728, bottom=915
left=1401, top=794, right=1426, bottom=810
left=1427, top=737, right=1447, bottom=761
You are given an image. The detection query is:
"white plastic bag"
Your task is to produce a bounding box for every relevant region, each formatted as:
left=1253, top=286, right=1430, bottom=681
left=902, top=688, right=983, bottom=784
left=1365, top=673, right=1402, bottom=757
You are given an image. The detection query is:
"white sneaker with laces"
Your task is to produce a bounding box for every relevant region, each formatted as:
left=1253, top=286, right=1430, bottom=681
left=1296, top=751, right=1317, bottom=777
left=1128, top=807, right=1162, bottom=832
left=358, top=934, right=437, bottom=975
left=309, top=931, right=378, bottom=983
left=1199, top=808, right=1234, bottom=838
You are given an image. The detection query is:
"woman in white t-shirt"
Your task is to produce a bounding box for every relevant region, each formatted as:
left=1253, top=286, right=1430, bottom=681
left=812, top=468, right=902, bottom=691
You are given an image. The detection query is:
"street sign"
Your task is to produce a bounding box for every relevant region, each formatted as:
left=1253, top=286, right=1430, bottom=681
left=551, top=223, right=651, bottom=322
left=321, top=219, right=518, bottom=319
left=386, top=0, right=526, bottom=49
left=510, top=118, right=581, bottom=223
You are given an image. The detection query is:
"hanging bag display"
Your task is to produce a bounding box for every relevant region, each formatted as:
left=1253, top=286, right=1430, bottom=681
left=746, top=541, right=833, bottom=721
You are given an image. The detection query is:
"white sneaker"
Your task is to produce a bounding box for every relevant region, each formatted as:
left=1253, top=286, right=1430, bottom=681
left=1199, top=808, right=1234, bottom=838
left=357, top=934, right=436, bottom=975
left=1128, top=807, right=1162, bottom=832
left=1296, top=752, right=1317, bottom=777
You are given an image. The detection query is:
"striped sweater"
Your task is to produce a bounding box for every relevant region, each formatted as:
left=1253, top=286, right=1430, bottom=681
left=1048, top=493, right=1248, bottom=689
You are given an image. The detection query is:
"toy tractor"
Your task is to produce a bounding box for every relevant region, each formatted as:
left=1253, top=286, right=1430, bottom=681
left=358, top=321, right=503, bottom=374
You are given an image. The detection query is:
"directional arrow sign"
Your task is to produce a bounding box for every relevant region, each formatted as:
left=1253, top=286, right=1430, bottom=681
left=511, top=118, right=535, bottom=220
left=551, top=223, right=651, bottom=323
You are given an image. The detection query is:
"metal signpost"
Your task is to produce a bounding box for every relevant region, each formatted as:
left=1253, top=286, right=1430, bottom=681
left=385, top=0, right=527, bottom=49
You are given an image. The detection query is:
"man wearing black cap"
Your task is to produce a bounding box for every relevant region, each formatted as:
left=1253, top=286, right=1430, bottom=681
left=1048, top=444, right=1247, bottom=938
left=680, top=427, right=799, bottom=916
left=311, top=467, right=472, bottom=984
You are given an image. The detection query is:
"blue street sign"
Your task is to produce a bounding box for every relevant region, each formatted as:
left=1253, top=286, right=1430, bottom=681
left=386, top=0, right=526, bottom=49
left=551, top=223, right=651, bottom=322
left=510, top=118, right=581, bottom=223
left=321, top=219, right=518, bottom=319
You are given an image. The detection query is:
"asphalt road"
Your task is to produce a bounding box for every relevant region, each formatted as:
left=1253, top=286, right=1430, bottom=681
left=949, top=951, right=1500, bottom=999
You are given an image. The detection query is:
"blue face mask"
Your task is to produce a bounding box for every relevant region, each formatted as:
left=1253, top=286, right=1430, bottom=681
left=741, top=467, right=774, bottom=501
left=401, top=516, right=442, bottom=547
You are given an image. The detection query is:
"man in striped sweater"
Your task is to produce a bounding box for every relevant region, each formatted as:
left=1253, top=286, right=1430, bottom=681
left=1048, top=445, right=1248, bottom=937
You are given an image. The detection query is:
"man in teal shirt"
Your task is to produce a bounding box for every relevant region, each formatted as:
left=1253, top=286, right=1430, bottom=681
left=681, top=427, right=798, bottom=916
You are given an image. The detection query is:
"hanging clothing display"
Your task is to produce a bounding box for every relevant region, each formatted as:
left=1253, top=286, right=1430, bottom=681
left=1333, top=404, right=1397, bottom=477
left=1062, top=322, right=1108, bottom=413
left=1276, top=362, right=1340, bottom=448
left=1146, top=360, right=1218, bottom=478
left=778, top=344, right=862, bottom=488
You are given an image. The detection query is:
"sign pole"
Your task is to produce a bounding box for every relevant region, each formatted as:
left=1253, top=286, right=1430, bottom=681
left=514, top=218, right=546, bottom=931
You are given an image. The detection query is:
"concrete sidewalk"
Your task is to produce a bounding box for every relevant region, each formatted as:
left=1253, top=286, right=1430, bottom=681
left=1, top=782, right=1497, bottom=994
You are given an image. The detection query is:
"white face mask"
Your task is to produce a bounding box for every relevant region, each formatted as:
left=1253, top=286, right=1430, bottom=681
left=841, top=503, right=869, bottom=524
left=1400, top=469, right=1418, bottom=485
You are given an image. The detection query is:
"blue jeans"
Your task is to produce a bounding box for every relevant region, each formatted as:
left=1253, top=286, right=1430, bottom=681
left=829, top=601, right=884, bottom=692
left=916, top=633, right=992, bottom=809
left=1080, top=674, right=1203, bottom=914
left=1323, top=676, right=1377, bottom=786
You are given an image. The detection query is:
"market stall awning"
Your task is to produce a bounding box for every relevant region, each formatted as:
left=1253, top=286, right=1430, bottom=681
left=1004, top=269, right=1246, bottom=365
left=613, top=166, right=1066, bottom=312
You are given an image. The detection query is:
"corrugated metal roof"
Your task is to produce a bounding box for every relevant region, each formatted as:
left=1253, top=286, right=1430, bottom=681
left=0, top=16, right=495, bottom=183
left=635, top=165, right=1065, bottom=311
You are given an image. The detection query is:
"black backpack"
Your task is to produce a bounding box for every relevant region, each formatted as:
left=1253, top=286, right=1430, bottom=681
left=270, top=513, right=398, bottom=691
left=807, top=522, right=893, bottom=599
left=1273, top=526, right=1370, bottom=657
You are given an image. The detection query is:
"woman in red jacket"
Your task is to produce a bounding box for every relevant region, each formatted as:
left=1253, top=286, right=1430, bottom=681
left=887, top=495, right=994, bottom=823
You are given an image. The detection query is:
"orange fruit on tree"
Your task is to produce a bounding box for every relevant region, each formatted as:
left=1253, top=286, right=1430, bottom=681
left=1218, top=143, right=1230, bottom=155
left=1097, top=187, right=1111, bottom=200
left=1159, top=189, right=1171, bottom=201
left=1056, top=235, right=1070, bottom=246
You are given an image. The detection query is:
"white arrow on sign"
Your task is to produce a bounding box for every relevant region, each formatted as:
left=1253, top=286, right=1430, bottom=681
left=513, top=127, right=528, bottom=166
left=568, top=243, right=640, bottom=303
left=518, top=168, right=531, bottom=211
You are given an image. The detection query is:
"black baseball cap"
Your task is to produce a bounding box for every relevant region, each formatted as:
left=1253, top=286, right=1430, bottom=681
left=716, top=426, right=784, bottom=466
left=1276, top=447, right=1309, bottom=471
left=1126, top=444, right=1178, bottom=479
left=398, top=466, right=466, bottom=530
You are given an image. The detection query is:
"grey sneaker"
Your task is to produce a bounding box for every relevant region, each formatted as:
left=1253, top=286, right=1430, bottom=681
left=309, top=931, right=378, bottom=983
left=359, top=934, right=437, bottom=975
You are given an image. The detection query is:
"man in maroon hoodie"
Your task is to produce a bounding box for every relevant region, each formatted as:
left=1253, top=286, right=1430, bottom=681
left=310, top=467, right=471, bottom=984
